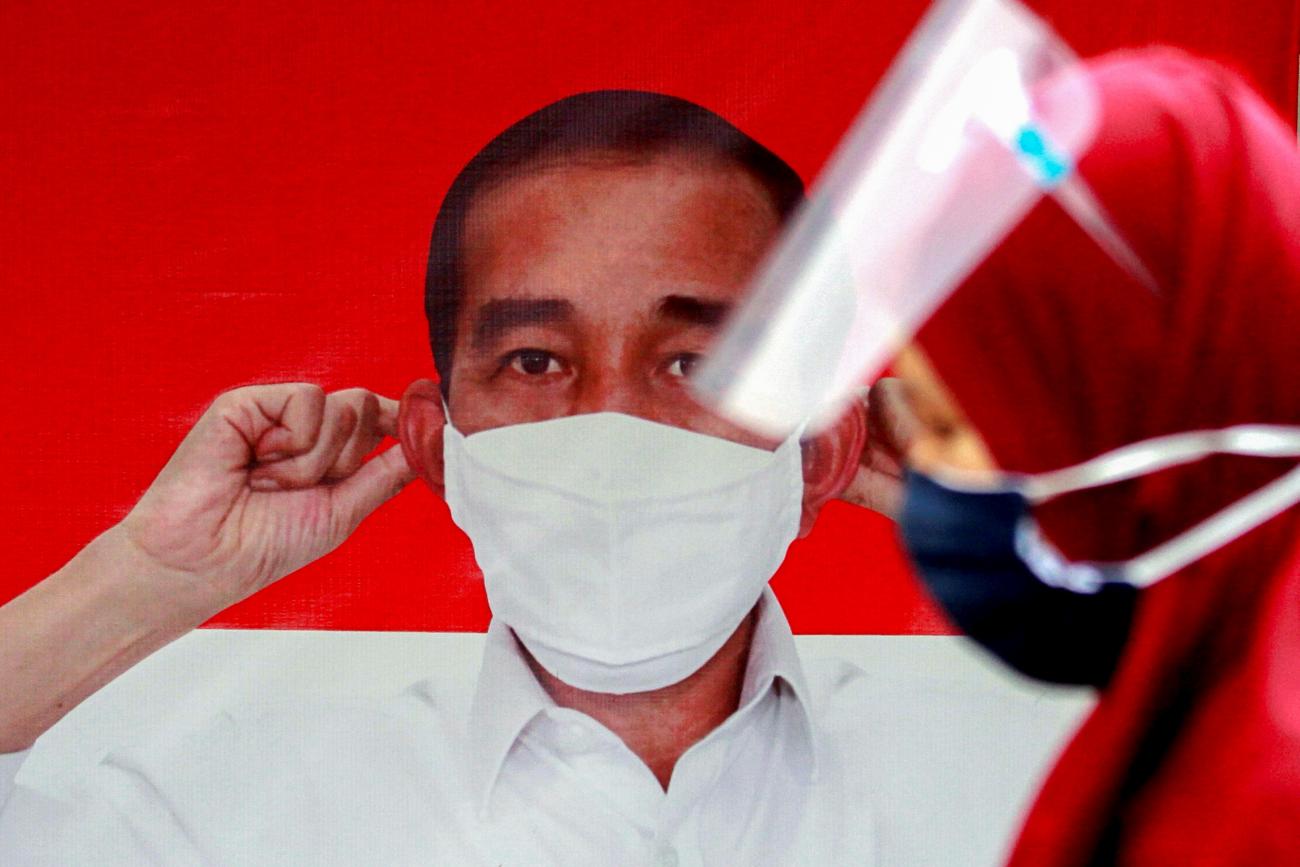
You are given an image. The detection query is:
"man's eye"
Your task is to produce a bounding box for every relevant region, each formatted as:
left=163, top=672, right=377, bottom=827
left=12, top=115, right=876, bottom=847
left=506, top=349, right=563, bottom=376
left=666, top=353, right=702, bottom=379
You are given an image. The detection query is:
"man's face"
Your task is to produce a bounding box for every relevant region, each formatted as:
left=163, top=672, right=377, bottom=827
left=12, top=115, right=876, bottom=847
left=445, top=152, right=783, bottom=449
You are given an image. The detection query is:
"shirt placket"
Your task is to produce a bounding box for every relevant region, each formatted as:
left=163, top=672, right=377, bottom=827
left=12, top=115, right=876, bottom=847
left=653, top=708, right=744, bottom=867
left=537, top=710, right=669, bottom=856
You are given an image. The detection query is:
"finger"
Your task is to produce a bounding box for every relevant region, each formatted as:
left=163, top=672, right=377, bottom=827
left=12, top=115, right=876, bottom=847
left=250, top=402, right=358, bottom=490
left=183, top=383, right=326, bottom=476
left=325, top=390, right=385, bottom=481
left=374, top=394, right=401, bottom=438
left=840, top=465, right=904, bottom=519
left=866, top=378, right=917, bottom=463
left=244, top=384, right=328, bottom=461
left=330, top=443, right=417, bottom=534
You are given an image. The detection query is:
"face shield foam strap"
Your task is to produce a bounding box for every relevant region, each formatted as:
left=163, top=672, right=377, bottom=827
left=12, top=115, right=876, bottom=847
left=1014, top=425, right=1300, bottom=590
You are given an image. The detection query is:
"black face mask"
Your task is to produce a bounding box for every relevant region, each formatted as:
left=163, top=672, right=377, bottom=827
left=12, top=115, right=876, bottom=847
left=897, top=469, right=1137, bottom=688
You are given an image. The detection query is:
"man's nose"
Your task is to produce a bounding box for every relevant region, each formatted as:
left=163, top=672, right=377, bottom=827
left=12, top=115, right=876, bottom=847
left=570, top=369, right=655, bottom=419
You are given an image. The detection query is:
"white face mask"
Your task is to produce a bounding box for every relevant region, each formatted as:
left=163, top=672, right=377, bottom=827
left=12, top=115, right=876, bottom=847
left=442, top=412, right=804, bottom=694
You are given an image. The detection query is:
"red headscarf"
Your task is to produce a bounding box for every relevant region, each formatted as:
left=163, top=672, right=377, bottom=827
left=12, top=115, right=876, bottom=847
left=914, top=50, right=1300, bottom=865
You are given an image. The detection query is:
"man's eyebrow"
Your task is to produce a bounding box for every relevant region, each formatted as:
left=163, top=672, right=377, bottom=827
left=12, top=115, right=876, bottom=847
left=471, top=298, right=576, bottom=348
left=655, top=294, right=732, bottom=327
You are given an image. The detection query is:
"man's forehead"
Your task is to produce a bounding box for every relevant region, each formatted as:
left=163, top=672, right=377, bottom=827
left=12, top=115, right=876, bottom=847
left=458, top=154, right=780, bottom=311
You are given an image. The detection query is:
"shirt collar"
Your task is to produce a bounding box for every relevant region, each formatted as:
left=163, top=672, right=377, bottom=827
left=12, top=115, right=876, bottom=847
left=466, top=617, right=556, bottom=815
left=739, top=588, right=819, bottom=783
left=466, top=587, right=818, bottom=812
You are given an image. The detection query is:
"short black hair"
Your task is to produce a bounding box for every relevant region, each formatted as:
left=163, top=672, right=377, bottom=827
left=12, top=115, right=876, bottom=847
left=423, top=89, right=805, bottom=396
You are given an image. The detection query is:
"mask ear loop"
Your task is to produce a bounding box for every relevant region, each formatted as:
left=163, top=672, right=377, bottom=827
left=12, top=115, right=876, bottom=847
left=1124, top=462, right=1300, bottom=587
left=441, top=396, right=458, bottom=435
left=1022, top=425, right=1300, bottom=503
left=1013, top=424, right=1300, bottom=590
left=791, top=418, right=811, bottom=447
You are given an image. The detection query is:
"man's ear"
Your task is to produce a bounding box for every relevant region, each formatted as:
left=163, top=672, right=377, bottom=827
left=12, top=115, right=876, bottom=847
left=798, top=400, right=867, bottom=538
left=398, top=378, right=448, bottom=498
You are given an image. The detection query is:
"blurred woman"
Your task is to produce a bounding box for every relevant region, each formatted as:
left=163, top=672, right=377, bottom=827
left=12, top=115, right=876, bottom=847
left=892, top=50, right=1300, bottom=864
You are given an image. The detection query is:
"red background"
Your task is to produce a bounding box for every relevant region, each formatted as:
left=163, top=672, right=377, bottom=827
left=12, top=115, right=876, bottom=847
left=3, top=1, right=1297, bottom=633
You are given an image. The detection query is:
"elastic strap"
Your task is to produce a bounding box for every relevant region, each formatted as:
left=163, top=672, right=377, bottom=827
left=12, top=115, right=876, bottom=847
left=1023, top=425, right=1300, bottom=503
left=1123, top=462, right=1300, bottom=588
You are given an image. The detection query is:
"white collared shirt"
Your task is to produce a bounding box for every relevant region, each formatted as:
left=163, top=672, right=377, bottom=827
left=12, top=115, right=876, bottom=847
left=0, top=591, right=1081, bottom=866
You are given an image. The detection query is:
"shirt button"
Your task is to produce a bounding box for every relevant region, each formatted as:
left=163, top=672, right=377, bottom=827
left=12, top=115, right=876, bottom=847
left=654, top=843, right=679, bottom=867
left=551, top=720, right=589, bottom=752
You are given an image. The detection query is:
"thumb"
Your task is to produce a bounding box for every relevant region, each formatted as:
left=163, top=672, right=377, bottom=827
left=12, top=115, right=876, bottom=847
left=331, top=442, right=417, bottom=535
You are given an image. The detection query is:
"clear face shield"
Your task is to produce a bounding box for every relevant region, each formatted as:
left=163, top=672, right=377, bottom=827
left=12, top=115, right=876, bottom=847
left=692, top=0, right=1300, bottom=595
left=692, top=0, right=1150, bottom=440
